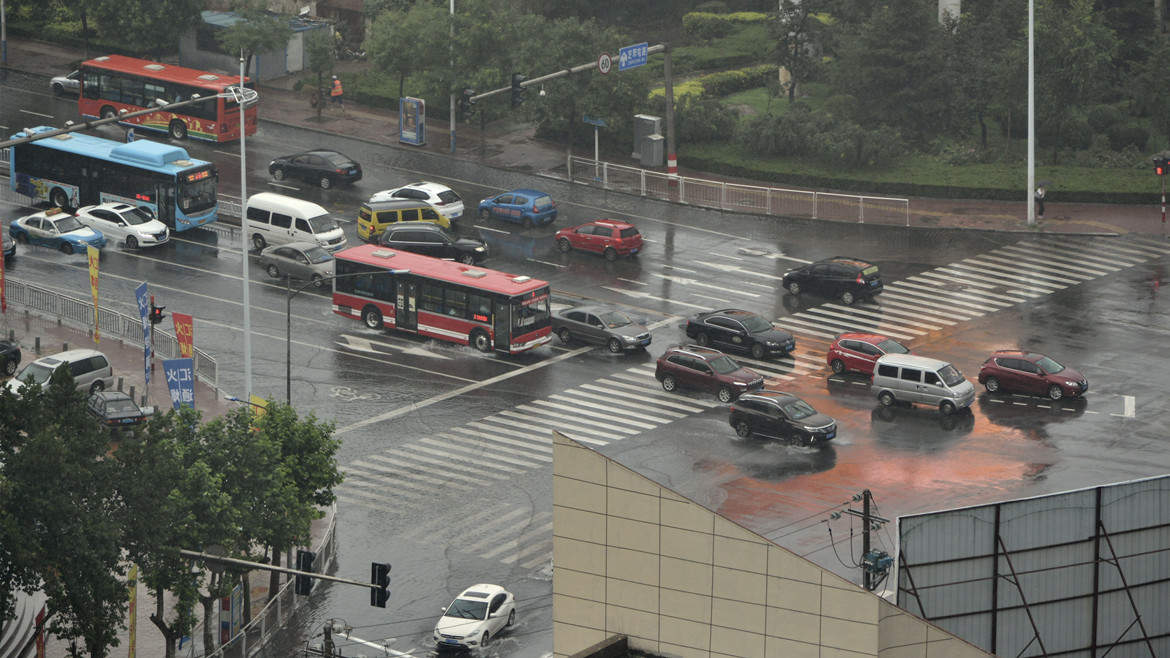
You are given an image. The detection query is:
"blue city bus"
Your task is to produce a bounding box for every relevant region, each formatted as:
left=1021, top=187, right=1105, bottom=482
left=9, top=126, right=218, bottom=232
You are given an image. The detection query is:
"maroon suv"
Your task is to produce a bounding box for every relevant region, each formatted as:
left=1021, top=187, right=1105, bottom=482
left=655, top=345, right=764, bottom=403
left=977, top=350, right=1088, bottom=400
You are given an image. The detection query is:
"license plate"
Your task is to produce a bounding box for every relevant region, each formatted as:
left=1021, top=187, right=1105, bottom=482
left=825, top=432, right=836, bottom=440
left=631, top=248, right=639, bottom=254
left=870, top=280, right=879, bottom=286
left=640, top=339, right=651, bottom=346
left=349, top=169, right=358, bottom=174
left=443, top=639, right=460, bottom=645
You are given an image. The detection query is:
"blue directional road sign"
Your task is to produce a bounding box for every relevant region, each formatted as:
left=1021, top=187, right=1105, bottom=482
left=618, top=43, right=648, bottom=71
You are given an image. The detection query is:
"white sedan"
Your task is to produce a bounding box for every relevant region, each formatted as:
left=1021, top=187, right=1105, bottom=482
left=433, top=584, right=515, bottom=649
left=75, top=203, right=170, bottom=249
left=369, top=181, right=464, bottom=221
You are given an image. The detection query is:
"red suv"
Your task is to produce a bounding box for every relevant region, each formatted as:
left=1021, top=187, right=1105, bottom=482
left=554, top=219, right=642, bottom=261
left=826, top=332, right=911, bottom=376
left=655, top=345, right=764, bottom=403
left=977, top=350, right=1088, bottom=400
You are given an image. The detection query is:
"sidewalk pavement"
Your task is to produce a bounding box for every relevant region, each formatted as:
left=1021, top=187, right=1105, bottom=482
left=4, top=36, right=1167, bottom=238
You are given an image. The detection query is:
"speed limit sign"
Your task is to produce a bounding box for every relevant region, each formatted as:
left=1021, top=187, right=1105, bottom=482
left=598, top=52, right=612, bottom=75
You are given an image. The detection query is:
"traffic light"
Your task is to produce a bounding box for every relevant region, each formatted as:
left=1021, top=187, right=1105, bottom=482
left=149, top=295, right=167, bottom=325
left=459, top=87, right=476, bottom=122
left=1156, top=158, right=1168, bottom=176
left=511, top=73, right=527, bottom=108
left=295, top=549, right=315, bottom=596
left=370, top=562, right=391, bottom=608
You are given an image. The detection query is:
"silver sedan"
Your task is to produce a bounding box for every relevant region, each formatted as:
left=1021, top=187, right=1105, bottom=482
left=552, top=304, right=652, bottom=353
left=257, top=242, right=335, bottom=288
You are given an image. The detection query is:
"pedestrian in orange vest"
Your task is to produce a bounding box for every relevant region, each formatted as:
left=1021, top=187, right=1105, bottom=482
left=330, top=75, right=345, bottom=111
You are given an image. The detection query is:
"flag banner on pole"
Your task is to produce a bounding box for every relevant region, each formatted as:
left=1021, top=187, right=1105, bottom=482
left=172, top=312, right=194, bottom=358
left=134, top=283, right=151, bottom=385
left=163, top=358, right=195, bottom=410
left=88, top=246, right=100, bottom=343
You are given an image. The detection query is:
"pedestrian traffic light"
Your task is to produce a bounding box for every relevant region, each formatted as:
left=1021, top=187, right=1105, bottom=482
left=370, top=562, right=391, bottom=608
left=511, top=73, right=527, bottom=108
left=295, top=549, right=316, bottom=596
left=460, top=87, right=476, bottom=122
left=1156, top=158, right=1168, bottom=176
left=149, top=296, right=167, bottom=325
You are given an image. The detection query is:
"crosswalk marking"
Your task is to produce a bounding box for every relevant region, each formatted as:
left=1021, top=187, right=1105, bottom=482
left=341, top=236, right=1170, bottom=568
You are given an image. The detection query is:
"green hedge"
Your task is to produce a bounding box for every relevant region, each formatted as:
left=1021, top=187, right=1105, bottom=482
left=683, top=142, right=1155, bottom=205
left=651, top=65, right=777, bottom=101
left=683, top=12, right=770, bottom=40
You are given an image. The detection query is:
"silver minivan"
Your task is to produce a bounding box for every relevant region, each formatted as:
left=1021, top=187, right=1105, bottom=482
left=4, top=349, right=114, bottom=396
left=871, top=354, right=975, bottom=414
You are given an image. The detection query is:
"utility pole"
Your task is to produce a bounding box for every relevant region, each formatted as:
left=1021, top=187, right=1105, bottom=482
left=840, top=489, right=892, bottom=591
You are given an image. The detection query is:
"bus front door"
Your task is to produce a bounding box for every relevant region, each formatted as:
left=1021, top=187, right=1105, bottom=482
left=397, top=280, right=417, bottom=332
left=493, top=300, right=510, bottom=353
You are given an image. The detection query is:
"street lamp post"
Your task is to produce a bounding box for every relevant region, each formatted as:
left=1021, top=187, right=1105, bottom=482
left=285, top=269, right=408, bottom=403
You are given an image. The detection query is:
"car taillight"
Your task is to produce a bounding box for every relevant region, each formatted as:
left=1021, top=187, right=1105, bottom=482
left=856, top=273, right=864, bottom=284
left=532, top=203, right=539, bottom=212
left=336, top=168, right=347, bottom=174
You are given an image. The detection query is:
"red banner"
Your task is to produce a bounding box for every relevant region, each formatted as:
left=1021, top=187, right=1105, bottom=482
left=172, top=312, right=194, bottom=358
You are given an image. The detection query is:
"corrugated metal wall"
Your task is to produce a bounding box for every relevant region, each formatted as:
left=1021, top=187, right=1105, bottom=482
left=898, top=475, right=1170, bottom=657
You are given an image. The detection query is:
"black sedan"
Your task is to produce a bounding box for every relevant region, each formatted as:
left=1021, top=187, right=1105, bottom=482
left=684, top=309, right=795, bottom=360
left=268, top=150, right=362, bottom=190
left=729, top=391, right=837, bottom=446
left=0, top=339, right=21, bottom=376
left=86, top=391, right=154, bottom=433
left=552, top=305, right=651, bottom=353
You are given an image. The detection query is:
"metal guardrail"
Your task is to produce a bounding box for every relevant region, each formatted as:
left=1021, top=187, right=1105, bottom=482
left=566, top=156, right=911, bottom=226
left=206, top=504, right=338, bottom=658
left=2, top=277, right=218, bottom=388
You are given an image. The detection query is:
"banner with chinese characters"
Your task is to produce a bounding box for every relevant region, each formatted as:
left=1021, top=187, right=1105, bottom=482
left=88, top=245, right=100, bottom=343
left=172, top=312, right=194, bottom=358
left=0, top=239, right=6, bottom=313
left=163, top=358, right=195, bottom=410
left=134, top=283, right=151, bottom=385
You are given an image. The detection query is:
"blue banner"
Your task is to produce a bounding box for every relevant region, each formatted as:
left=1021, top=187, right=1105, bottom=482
left=162, top=358, right=195, bottom=410
left=134, top=283, right=151, bottom=385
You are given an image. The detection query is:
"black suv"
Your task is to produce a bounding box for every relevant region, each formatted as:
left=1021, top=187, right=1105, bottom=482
left=655, top=345, right=764, bottom=403
left=684, top=309, right=795, bottom=360
left=378, top=223, right=488, bottom=265
left=782, top=257, right=883, bottom=305
left=728, top=391, right=837, bottom=446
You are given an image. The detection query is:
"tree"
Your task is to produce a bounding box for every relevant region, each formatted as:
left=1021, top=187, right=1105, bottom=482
left=0, top=369, right=127, bottom=658
left=826, top=0, right=956, bottom=145
left=306, top=30, right=334, bottom=122
left=1125, top=36, right=1170, bottom=149
left=770, top=0, right=826, bottom=103
left=365, top=1, right=450, bottom=101
left=86, top=0, right=204, bottom=59
left=215, top=1, right=293, bottom=83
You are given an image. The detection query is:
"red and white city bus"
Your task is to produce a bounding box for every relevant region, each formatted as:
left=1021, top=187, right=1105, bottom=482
left=332, top=245, right=552, bottom=354
left=79, top=54, right=258, bottom=142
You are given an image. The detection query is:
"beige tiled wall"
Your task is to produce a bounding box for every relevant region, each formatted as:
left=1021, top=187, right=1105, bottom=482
left=551, top=432, right=993, bottom=658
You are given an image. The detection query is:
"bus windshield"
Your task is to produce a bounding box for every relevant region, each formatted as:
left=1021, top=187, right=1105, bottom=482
left=178, top=175, right=217, bottom=213
left=513, top=295, right=550, bottom=329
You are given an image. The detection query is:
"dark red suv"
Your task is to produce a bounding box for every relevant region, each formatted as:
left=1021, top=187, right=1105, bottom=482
left=977, top=350, right=1088, bottom=400
left=826, top=332, right=911, bottom=376
left=655, top=345, right=764, bottom=403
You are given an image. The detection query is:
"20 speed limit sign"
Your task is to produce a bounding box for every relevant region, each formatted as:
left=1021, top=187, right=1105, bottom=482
left=598, top=53, right=612, bottom=75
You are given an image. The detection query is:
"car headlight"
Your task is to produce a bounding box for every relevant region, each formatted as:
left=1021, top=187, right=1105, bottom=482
left=1063, top=381, right=1077, bottom=387
left=622, top=335, right=638, bottom=343
left=765, top=341, right=778, bottom=346
left=474, top=246, right=485, bottom=252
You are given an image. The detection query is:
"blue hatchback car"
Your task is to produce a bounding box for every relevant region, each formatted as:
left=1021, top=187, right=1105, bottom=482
left=478, top=189, right=557, bottom=228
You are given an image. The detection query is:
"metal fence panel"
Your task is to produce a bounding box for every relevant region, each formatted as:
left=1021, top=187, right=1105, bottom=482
left=567, top=156, right=909, bottom=226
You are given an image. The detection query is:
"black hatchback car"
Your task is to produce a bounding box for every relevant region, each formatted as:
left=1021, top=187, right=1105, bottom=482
left=378, top=223, right=488, bottom=264
left=269, top=150, right=363, bottom=190
left=684, top=309, right=795, bottom=360
left=728, top=390, right=837, bottom=446
left=0, top=339, right=21, bottom=376
left=782, top=257, right=883, bottom=305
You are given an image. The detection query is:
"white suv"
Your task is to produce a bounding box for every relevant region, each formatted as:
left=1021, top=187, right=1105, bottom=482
left=369, top=182, right=464, bottom=221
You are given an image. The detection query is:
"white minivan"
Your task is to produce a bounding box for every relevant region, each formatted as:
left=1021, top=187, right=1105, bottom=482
left=244, top=193, right=347, bottom=253
left=871, top=354, right=975, bottom=415
left=5, top=349, right=114, bottom=396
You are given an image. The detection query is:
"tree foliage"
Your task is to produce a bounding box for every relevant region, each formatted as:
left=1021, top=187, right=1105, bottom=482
left=215, top=0, right=294, bottom=83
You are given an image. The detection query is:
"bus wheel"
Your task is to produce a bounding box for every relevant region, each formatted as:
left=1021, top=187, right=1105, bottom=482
left=101, top=106, right=118, bottom=120
left=470, top=330, right=492, bottom=353
left=362, top=307, right=383, bottom=329
left=169, top=120, right=188, bottom=140
left=50, top=188, right=71, bottom=211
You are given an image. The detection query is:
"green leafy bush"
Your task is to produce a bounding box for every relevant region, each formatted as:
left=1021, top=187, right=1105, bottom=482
left=1106, top=122, right=1148, bottom=151
left=1086, top=105, right=1123, bottom=132
left=683, top=12, right=769, bottom=40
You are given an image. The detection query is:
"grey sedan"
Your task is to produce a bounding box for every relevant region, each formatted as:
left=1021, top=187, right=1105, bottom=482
left=257, top=242, right=334, bottom=288
left=552, top=305, right=651, bottom=353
